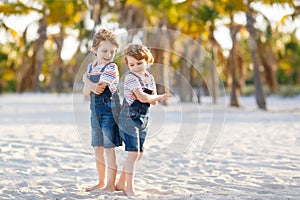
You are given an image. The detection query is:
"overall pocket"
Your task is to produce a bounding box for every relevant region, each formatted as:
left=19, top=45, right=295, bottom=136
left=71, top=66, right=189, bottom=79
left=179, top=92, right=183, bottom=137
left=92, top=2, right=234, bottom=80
left=129, top=107, right=140, bottom=119
left=102, top=98, right=112, bottom=112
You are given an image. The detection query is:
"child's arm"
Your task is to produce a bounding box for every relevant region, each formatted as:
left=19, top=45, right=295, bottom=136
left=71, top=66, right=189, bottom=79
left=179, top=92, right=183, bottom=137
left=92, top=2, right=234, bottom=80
left=133, top=88, right=171, bottom=104
left=149, top=90, right=158, bottom=105
left=82, top=72, right=107, bottom=96
left=99, top=63, right=118, bottom=90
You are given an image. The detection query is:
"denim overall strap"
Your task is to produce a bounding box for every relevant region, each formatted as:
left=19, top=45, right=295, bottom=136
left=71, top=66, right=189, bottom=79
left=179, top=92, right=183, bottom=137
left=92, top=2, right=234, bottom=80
left=88, top=62, right=116, bottom=73
left=87, top=63, right=92, bottom=73
left=129, top=72, right=144, bottom=87
left=89, top=62, right=117, bottom=99
left=128, top=72, right=152, bottom=107
left=88, top=62, right=116, bottom=82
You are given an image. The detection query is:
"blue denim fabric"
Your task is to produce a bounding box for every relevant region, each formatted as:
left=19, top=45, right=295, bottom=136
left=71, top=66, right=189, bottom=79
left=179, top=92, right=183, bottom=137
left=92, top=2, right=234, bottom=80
left=119, top=99, right=150, bottom=152
left=90, top=86, right=122, bottom=148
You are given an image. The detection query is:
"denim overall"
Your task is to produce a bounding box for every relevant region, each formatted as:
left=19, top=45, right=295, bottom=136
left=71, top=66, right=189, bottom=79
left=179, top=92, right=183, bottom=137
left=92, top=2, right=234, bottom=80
left=119, top=73, right=153, bottom=152
left=89, top=62, right=122, bottom=147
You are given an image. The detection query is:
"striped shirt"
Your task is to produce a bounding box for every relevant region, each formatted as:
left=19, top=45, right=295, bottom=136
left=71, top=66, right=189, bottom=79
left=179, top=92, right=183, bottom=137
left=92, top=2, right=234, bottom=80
left=86, top=61, right=119, bottom=93
left=124, top=71, right=156, bottom=105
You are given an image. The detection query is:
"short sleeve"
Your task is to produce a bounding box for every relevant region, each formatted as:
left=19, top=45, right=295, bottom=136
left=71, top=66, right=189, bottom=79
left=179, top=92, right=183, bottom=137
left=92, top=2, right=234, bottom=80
left=125, top=73, right=142, bottom=91
left=99, top=63, right=119, bottom=84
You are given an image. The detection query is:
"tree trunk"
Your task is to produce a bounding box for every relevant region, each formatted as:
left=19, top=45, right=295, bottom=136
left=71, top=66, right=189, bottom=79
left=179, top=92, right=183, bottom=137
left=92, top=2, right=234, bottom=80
left=298, top=69, right=300, bottom=85
left=229, top=58, right=240, bottom=107
left=179, top=40, right=193, bottom=102
left=246, top=2, right=266, bottom=110
left=150, top=27, right=171, bottom=104
left=189, top=66, right=194, bottom=102
left=33, top=13, right=47, bottom=91
left=17, top=11, right=47, bottom=92
left=120, top=5, right=145, bottom=75
left=257, top=41, right=279, bottom=93
left=209, top=25, right=221, bottom=104
left=209, top=47, right=217, bottom=104
left=229, top=23, right=241, bottom=107
left=89, top=0, right=103, bottom=25
left=194, top=36, right=203, bottom=104
left=17, top=57, right=35, bottom=92
left=53, top=29, right=64, bottom=92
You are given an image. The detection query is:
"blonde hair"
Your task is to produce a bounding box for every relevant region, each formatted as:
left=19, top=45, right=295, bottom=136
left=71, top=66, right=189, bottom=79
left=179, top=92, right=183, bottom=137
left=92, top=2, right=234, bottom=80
left=92, top=28, right=119, bottom=50
left=123, top=43, right=154, bottom=64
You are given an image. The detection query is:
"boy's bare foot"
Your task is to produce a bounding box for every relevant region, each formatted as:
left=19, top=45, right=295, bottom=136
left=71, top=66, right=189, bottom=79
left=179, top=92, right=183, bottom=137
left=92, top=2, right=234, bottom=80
left=96, top=185, right=116, bottom=194
left=115, top=183, right=125, bottom=191
left=124, top=188, right=135, bottom=196
left=85, top=183, right=104, bottom=192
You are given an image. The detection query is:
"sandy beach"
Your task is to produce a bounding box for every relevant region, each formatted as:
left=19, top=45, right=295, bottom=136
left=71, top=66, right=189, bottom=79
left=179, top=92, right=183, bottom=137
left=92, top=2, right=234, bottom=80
left=0, top=93, right=299, bottom=199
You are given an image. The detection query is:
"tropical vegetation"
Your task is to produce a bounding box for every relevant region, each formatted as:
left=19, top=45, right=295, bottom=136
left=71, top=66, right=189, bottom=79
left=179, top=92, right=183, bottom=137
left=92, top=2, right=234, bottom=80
left=0, top=0, right=299, bottom=109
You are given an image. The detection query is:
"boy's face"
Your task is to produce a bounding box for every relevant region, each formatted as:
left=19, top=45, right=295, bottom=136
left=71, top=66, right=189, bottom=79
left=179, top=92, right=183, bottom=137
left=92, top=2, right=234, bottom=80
left=94, top=40, right=117, bottom=64
left=126, top=55, right=148, bottom=75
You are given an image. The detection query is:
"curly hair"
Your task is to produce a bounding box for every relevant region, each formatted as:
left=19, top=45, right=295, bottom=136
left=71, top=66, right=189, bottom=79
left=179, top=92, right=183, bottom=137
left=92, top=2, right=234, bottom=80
left=123, top=43, right=154, bottom=64
left=92, top=28, right=119, bottom=50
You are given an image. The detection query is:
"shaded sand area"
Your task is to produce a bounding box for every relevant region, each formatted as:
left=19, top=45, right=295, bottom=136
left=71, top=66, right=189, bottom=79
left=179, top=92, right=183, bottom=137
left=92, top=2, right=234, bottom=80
left=0, top=93, right=299, bottom=199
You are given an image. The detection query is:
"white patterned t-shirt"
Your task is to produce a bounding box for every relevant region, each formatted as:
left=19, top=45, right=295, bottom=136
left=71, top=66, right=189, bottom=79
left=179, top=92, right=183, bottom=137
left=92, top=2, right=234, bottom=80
left=123, top=71, right=156, bottom=105
left=86, top=61, right=119, bottom=93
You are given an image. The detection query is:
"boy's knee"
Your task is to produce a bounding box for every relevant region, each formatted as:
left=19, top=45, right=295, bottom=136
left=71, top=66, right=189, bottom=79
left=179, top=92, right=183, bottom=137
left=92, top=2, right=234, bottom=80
left=128, top=151, right=139, bottom=161
left=94, top=146, right=104, bottom=153
left=104, top=147, right=115, bottom=153
left=137, top=152, right=143, bottom=160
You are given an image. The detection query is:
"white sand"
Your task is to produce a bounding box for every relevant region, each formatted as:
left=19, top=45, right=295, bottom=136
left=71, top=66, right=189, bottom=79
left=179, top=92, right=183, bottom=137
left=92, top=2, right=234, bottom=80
left=0, top=93, right=299, bottom=199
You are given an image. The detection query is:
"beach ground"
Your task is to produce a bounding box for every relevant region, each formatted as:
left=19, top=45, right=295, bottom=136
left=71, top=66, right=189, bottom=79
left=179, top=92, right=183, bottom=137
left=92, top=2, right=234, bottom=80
left=0, top=93, right=299, bottom=199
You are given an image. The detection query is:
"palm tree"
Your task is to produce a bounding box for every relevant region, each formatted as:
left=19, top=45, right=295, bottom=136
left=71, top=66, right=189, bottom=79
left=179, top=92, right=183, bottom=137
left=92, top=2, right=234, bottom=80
left=228, top=21, right=243, bottom=107
left=219, top=0, right=246, bottom=107
left=119, top=1, right=175, bottom=103
left=0, top=0, right=88, bottom=92
left=118, top=4, right=145, bottom=74
left=243, top=0, right=296, bottom=108
left=275, top=0, right=300, bottom=85
left=45, top=0, right=87, bottom=92
left=0, top=1, right=44, bottom=92
left=182, top=1, right=225, bottom=104
left=246, top=0, right=266, bottom=110
left=250, top=12, right=279, bottom=93
left=281, top=32, right=300, bottom=85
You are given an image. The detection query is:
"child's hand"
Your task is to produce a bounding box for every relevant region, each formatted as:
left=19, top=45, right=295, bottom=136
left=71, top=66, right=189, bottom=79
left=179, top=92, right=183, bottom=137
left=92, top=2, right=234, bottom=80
left=160, top=93, right=171, bottom=101
left=82, top=73, right=103, bottom=95
left=95, top=82, right=106, bottom=94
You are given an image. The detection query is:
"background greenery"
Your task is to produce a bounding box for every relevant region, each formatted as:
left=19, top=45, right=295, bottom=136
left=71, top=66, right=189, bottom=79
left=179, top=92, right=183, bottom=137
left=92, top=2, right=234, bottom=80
left=0, top=0, right=299, bottom=108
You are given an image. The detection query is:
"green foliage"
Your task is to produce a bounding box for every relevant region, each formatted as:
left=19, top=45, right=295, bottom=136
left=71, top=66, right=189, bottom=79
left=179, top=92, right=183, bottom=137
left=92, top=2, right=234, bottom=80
left=199, top=4, right=220, bottom=23
left=46, top=0, right=87, bottom=26
left=277, top=33, right=300, bottom=85
left=242, top=84, right=300, bottom=97
left=5, top=80, right=17, bottom=92
left=0, top=0, right=299, bottom=95
left=0, top=49, right=16, bottom=93
left=279, top=85, right=300, bottom=97
left=277, top=68, right=290, bottom=84
left=0, top=1, right=36, bottom=16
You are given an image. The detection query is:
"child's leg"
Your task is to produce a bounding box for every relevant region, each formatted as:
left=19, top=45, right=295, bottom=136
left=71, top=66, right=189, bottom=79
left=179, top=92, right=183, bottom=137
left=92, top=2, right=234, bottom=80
left=124, top=151, right=139, bottom=196
left=115, top=152, right=142, bottom=191
left=86, top=146, right=106, bottom=191
left=137, top=152, right=143, bottom=161
left=101, top=147, right=118, bottom=192
left=115, top=165, right=126, bottom=191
